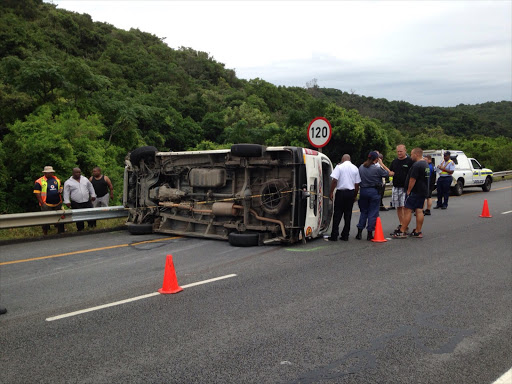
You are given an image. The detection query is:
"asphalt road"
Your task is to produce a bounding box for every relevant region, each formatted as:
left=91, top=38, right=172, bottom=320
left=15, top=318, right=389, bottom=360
left=1, top=181, right=511, bottom=383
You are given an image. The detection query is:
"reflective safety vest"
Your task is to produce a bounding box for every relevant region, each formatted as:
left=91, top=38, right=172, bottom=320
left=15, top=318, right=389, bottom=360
left=35, top=176, right=62, bottom=206
left=439, top=160, right=454, bottom=176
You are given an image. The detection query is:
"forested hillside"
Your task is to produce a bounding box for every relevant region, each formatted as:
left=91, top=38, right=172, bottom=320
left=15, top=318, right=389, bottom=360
left=1, top=0, right=511, bottom=213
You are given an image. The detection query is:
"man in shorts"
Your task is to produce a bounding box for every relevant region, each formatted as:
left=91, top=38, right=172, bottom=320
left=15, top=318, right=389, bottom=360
left=393, top=148, right=429, bottom=239
left=389, top=144, right=413, bottom=235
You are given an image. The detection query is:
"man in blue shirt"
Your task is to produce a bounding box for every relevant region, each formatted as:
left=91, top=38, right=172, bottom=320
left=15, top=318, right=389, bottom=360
left=435, top=151, right=455, bottom=209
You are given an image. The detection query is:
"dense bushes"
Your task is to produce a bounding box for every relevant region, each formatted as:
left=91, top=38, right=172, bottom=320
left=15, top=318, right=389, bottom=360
left=0, top=0, right=510, bottom=213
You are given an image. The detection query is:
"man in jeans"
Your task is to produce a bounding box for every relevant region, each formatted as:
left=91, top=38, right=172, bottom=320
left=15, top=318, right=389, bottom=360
left=63, top=168, right=96, bottom=231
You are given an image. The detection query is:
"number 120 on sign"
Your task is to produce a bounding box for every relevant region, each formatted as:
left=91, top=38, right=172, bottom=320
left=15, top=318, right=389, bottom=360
left=307, top=117, right=332, bottom=148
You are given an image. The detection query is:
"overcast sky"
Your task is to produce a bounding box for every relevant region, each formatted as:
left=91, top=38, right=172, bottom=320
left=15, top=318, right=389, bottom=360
left=49, top=0, right=511, bottom=107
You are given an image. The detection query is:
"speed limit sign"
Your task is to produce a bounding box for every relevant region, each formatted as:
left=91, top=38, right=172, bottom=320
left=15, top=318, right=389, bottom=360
left=307, top=117, right=332, bottom=148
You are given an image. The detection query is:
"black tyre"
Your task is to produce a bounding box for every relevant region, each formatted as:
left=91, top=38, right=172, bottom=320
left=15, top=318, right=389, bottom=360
left=228, top=232, right=260, bottom=247
left=129, top=146, right=157, bottom=165
left=482, top=177, right=492, bottom=192
left=127, top=223, right=153, bottom=235
left=231, top=144, right=263, bottom=157
left=258, top=179, right=292, bottom=215
left=453, top=180, right=463, bottom=196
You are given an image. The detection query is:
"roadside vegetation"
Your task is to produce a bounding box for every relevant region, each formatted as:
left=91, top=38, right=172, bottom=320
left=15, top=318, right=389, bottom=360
left=0, top=217, right=126, bottom=242
left=1, top=0, right=511, bottom=215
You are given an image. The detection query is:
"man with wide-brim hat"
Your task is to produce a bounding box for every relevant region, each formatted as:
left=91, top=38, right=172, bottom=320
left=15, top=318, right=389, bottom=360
left=34, top=165, right=65, bottom=235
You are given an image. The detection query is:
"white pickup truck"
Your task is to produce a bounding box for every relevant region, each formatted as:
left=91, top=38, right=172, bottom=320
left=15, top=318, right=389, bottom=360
left=424, top=150, right=493, bottom=195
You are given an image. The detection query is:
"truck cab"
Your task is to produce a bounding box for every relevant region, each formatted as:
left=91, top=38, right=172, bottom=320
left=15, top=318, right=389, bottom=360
left=123, top=144, right=333, bottom=245
left=424, top=150, right=493, bottom=195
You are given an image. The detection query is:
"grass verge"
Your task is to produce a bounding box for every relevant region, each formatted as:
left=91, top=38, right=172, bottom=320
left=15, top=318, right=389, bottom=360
left=0, top=217, right=127, bottom=242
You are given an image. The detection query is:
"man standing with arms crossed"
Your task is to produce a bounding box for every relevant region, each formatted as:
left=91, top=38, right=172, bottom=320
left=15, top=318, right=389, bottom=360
left=89, top=166, right=114, bottom=227
left=326, top=154, right=361, bottom=242
left=389, top=144, right=413, bottom=236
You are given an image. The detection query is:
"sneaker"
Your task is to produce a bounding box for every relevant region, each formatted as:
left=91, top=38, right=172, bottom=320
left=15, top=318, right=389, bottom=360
left=324, top=236, right=337, bottom=242
left=433, top=206, right=441, bottom=209
left=409, top=231, right=423, bottom=238
left=441, top=207, right=447, bottom=210
left=392, top=231, right=407, bottom=239
left=339, top=236, right=349, bottom=241
left=424, top=209, right=431, bottom=215
left=380, top=206, right=389, bottom=211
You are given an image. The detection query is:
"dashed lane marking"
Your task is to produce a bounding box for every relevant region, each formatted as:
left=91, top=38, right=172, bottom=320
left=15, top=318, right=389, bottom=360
left=501, top=210, right=512, bottom=215
left=0, top=236, right=182, bottom=266
left=45, top=273, right=237, bottom=322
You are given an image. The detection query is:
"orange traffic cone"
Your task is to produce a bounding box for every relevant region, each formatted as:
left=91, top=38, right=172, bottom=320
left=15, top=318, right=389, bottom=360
left=479, top=199, right=492, bottom=218
left=158, top=255, right=183, bottom=294
left=371, top=217, right=387, bottom=242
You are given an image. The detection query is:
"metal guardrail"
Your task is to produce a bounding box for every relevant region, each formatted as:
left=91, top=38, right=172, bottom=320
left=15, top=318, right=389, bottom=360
left=493, top=170, right=512, bottom=180
left=0, top=206, right=128, bottom=229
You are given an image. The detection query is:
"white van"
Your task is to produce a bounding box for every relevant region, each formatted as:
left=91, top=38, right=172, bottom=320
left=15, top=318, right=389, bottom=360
left=123, top=144, right=333, bottom=245
left=424, top=150, right=493, bottom=195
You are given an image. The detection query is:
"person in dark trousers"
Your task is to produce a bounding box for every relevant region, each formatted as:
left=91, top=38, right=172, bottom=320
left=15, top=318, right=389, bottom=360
left=326, top=154, right=361, bottom=242
left=435, top=151, right=455, bottom=209
left=377, top=152, right=389, bottom=211
left=89, top=167, right=114, bottom=227
left=63, top=168, right=96, bottom=231
left=356, top=152, right=394, bottom=241
left=33, top=166, right=65, bottom=235
left=423, top=155, right=436, bottom=215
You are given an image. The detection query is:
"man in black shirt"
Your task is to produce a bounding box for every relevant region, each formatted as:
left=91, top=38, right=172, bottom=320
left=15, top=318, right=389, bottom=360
left=89, top=166, right=114, bottom=228
left=389, top=145, right=413, bottom=235
left=393, top=148, right=429, bottom=238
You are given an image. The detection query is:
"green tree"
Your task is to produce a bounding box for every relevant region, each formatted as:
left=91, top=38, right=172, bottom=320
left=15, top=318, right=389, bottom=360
left=0, top=106, right=118, bottom=212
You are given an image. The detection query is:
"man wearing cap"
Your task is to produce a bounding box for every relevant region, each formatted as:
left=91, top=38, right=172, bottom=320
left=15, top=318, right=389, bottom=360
left=326, top=154, right=361, bottom=241
left=34, top=166, right=65, bottom=235
left=356, top=151, right=393, bottom=241
left=63, top=167, right=96, bottom=231
left=435, top=151, right=455, bottom=210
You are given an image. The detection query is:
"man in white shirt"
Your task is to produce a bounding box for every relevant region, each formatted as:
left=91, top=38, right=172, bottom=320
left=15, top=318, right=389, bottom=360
left=63, top=168, right=96, bottom=231
left=326, top=154, right=361, bottom=241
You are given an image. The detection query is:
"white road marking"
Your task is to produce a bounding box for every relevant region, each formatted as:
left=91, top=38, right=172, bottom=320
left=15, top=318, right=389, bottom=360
left=501, top=210, right=512, bottom=215
left=46, top=274, right=237, bottom=322
left=493, top=367, right=512, bottom=384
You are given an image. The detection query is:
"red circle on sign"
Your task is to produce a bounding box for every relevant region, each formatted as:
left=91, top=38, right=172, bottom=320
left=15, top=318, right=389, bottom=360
left=307, top=117, right=332, bottom=148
